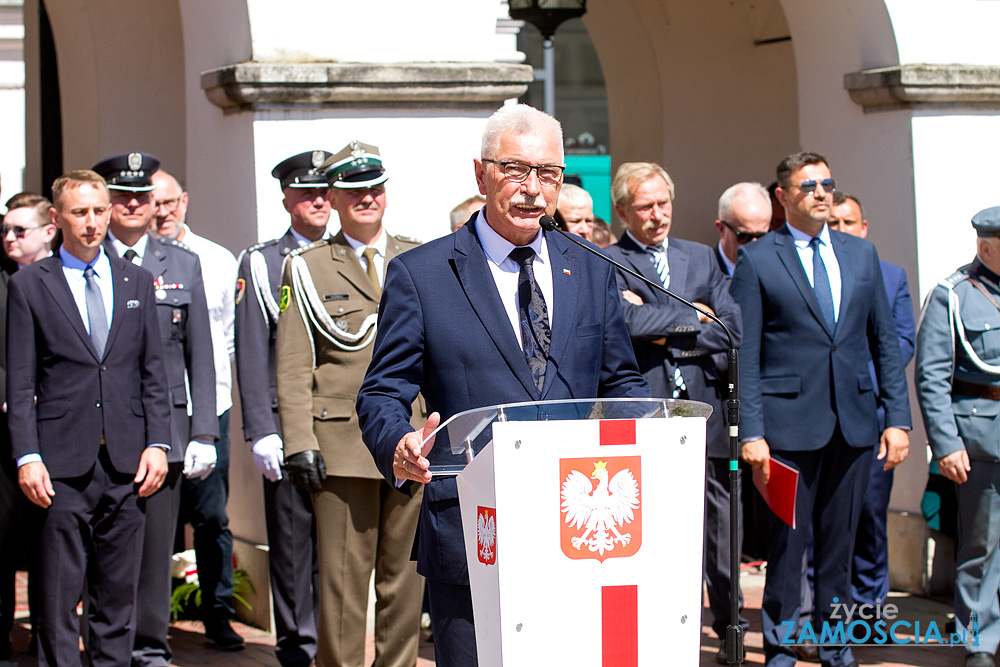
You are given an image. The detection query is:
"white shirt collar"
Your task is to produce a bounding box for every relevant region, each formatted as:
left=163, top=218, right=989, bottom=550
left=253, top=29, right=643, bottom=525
left=625, top=229, right=669, bottom=253
left=717, top=240, right=736, bottom=276
left=787, top=222, right=832, bottom=248
left=474, top=209, right=547, bottom=268
left=107, top=230, right=149, bottom=261
left=343, top=228, right=387, bottom=258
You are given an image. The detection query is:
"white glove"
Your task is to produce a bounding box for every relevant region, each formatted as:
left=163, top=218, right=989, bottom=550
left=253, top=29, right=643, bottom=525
left=252, top=434, right=284, bottom=482
left=183, top=440, right=217, bottom=480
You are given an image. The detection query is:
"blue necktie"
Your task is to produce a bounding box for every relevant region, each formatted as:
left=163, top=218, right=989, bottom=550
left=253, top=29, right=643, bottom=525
left=647, top=245, right=669, bottom=288
left=810, top=237, right=836, bottom=334
left=84, top=265, right=108, bottom=357
left=509, top=247, right=551, bottom=394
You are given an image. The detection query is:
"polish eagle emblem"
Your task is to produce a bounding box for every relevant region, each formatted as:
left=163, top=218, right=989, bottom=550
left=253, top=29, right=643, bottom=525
left=560, top=457, right=642, bottom=561
left=477, top=506, right=496, bottom=565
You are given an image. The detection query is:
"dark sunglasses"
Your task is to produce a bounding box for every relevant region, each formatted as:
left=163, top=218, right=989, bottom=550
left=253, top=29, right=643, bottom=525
left=720, top=220, right=767, bottom=244
left=790, top=178, right=836, bottom=196
left=1, top=223, right=50, bottom=239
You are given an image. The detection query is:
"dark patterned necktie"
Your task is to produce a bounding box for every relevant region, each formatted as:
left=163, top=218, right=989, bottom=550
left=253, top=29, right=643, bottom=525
left=809, top=236, right=836, bottom=334
left=84, top=265, right=108, bottom=357
left=509, top=247, right=551, bottom=393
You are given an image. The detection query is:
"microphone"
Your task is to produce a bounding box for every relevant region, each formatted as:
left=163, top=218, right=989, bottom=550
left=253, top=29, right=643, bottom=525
left=541, top=214, right=745, bottom=665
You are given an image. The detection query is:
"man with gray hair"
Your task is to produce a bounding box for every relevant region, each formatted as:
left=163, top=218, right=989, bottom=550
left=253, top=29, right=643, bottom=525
left=357, top=104, right=648, bottom=667
left=555, top=182, right=595, bottom=241
left=714, top=182, right=771, bottom=277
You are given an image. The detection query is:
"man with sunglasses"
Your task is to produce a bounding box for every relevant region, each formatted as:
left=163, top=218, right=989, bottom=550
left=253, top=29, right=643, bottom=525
left=730, top=152, right=910, bottom=667
left=713, top=182, right=771, bottom=277
left=604, top=162, right=745, bottom=663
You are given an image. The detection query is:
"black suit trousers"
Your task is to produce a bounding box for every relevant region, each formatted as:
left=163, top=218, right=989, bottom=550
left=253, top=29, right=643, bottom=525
left=36, top=447, right=145, bottom=667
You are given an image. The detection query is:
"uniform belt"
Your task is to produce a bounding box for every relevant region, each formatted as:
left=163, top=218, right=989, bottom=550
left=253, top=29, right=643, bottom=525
left=953, top=379, right=1000, bottom=400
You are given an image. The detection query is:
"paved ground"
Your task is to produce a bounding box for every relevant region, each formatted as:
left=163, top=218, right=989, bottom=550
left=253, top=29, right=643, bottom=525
left=3, top=567, right=975, bottom=666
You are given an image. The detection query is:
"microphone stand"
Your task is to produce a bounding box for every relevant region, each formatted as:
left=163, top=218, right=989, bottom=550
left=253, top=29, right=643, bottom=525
left=540, top=216, right=744, bottom=664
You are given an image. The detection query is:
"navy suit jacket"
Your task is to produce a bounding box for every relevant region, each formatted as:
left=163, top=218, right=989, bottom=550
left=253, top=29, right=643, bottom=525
left=6, top=252, right=171, bottom=478
left=604, top=234, right=742, bottom=458
left=873, top=260, right=915, bottom=432
left=729, top=225, right=910, bottom=451
left=357, top=219, right=649, bottom=584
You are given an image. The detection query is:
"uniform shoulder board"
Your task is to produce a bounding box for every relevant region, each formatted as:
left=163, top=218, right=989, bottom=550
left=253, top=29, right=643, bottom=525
left=394, top=234, right=422, bottom=245
left=246, top=237, right=281, bottom=254
left=164, top=237, right=197, bottom=256
left=289, top=238, right=330, bottom=257
left=943, top=264, right=974, bottom=287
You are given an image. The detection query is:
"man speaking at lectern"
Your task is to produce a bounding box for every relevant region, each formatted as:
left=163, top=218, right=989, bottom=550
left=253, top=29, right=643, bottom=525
left=357, top=104, right=649, bottom=667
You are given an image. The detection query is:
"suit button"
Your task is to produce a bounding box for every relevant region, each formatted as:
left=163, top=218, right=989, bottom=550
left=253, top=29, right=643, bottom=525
left=95, top=402, right=101, bottom=408
left=831, top=345, right=837, bottom=351
left=101, top=366, right=107, bottom=371
left=320, top=409, right=328, bottom=418
left=972, top=407, right=978, bottom=414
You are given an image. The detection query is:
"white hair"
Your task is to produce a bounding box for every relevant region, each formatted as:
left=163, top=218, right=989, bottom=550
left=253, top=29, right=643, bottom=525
left=481, top=104, right=563, bottom=161
left=557, top=183, right=593, bottom=211
left=717, top=182, right=770, bottom=221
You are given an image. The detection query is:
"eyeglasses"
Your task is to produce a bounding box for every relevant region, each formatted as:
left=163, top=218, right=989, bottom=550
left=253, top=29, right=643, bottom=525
left=789, top=179, right=836, bottom=196
left=2, top=223, right=50, bottom=239
left=155, top=197, right=181, bottom=212
left=720, top=220, right=767, bottom=244
left=483, top=159, right=565, bottom=185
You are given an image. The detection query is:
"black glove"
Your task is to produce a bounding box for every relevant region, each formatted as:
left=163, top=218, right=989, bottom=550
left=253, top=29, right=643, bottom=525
left=284, top=450, right=327, bottom=493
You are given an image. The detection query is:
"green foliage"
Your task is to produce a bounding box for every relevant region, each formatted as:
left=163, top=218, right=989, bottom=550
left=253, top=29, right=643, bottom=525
left=170, top=569, right=254, bottom=621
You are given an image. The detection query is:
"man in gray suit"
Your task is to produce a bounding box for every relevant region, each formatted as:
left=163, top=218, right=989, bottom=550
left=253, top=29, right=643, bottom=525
left=93, top=153, right=230, bottom=663
left=602, top=161, right=745, bottom=664
left=917, top=206, right=1000, bottom=667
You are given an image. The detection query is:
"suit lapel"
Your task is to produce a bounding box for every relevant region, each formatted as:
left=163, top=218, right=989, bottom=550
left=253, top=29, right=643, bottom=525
left=453, top=225, right=538, bottom=398
left=665, top=241, right=688, bottom=300
left=38, top=258, right=101, bottom=360
left=141, top=237, right=169, bottom=283
left=773, top=228, right=832, bottom=338
left=102, top=257, right=132, bottom=357
left=617, top=234, right=663, bottom=294
left=541, top=233, right=576, bottom=398
left=831, top=232, right=854, bottom=340
left=327, top=231, right=379, bottom=301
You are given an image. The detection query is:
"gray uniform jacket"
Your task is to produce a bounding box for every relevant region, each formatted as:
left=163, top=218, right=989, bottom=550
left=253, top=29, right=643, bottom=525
left=106, top=234, right=218, bottom=459
left=917, top=258, right=1000, bottom=462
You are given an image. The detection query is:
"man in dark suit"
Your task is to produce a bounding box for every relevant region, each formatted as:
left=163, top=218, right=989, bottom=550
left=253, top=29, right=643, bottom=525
left=712, top=182, right=772, bottom=278
left=827, top=191, right=915, bottom=609
left=234, top=150, right=328, bottom=667
left=603, top=163, right=746, bottom=664
left=8, top=170, right=171, bottom=667
left=730, top=152, right=911, bottom=667
left=356, top=104, right=649, bottom=667
left=92, top=153, right=229, bottom=662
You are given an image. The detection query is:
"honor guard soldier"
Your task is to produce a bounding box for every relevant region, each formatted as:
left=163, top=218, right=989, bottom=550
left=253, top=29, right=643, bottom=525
left=276, top=141, right=424, bottom=667
left=92, top=153, right=232, bottom=661
left=916, top=206, right=1000, bottom=667
left=233, top=150, right=330, bottom=667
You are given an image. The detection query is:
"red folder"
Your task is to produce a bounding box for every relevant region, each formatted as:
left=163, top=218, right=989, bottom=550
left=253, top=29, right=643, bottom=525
left=753, top=459, right=799, bottom=529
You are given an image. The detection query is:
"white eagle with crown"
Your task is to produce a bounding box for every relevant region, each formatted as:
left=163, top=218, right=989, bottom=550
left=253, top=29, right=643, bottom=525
left=478, top=510, right=496, bottom=563
left=561, top=460, right=640, bottom=556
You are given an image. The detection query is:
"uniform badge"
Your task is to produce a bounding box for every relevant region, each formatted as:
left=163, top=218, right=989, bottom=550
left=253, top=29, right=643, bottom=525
left=126, top=299, right=140, bottom=309
left=477, top=506, right=496, bottom=565
left=335, top=318, right=349, bottom=331
left=156, top=289, right=167, bottom=300
left=311, top=151, right=325, bottom=168
left=560, top=456, right=642, bottom=562
left=128, top=152, right=143, bottom=171
left=279, top=285, right=291, bottom=312
left=235, top=278, right=246, bottom=306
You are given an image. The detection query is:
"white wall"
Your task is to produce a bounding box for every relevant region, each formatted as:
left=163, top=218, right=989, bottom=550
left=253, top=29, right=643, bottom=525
left=0, top=2, right=24, bottom=204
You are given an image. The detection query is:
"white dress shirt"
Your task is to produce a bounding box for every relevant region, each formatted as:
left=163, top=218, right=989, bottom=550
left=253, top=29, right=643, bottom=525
left=344, top=229, right=388, bottom=287
left=787, top=223, right=842, bottom=322
left=180, top=226, right=238, bottom=416
left=108, top=230, right=150, bottom=265
left=60, top=245, right=114, bottom=334
left=717, top=240, right=736, bottom=277
left=474, top=210, right=554, bottom=349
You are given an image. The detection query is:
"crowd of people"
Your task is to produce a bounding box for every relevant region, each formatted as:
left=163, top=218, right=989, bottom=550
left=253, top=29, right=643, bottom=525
left=0, top=102, right=997, bottom=667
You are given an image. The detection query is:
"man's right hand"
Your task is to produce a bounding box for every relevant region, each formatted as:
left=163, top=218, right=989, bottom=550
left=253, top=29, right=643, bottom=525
left=938, top=449, right=971, bottom=484
left=393, top=412, right=441, bottom=485
left=18, top=461, right=54, bottom=508
left=741, top=438, right=771, bottom=484
left=285, top=450, right=327, bottom=494
left=252, top=434, right=284, bottom=482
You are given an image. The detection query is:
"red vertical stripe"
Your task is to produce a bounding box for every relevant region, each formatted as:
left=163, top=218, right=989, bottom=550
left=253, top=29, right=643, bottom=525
left=600, top=419, right=636, bottom=446
left=602, top=585, right=638, bottom=667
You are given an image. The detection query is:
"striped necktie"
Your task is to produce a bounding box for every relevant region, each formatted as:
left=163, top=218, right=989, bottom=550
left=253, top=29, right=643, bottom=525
left=647, top=245, right=669, bottom=288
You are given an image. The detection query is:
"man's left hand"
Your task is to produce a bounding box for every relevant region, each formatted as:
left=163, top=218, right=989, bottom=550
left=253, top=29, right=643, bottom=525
left=135, top=447, right=168, bottom=497
left=877, top=427, right=909, bottom=471
left=692, top=302, right=715, bottom=323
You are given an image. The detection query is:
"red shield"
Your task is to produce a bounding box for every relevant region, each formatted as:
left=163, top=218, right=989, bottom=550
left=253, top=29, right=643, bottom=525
left=476, top=506, right=497, bottom=565
left=560, top=456, right=642, bottom=562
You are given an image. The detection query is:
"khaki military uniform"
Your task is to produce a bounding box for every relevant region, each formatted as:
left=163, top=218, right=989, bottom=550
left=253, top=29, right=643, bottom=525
left=276, top=230, right=423, bottom=667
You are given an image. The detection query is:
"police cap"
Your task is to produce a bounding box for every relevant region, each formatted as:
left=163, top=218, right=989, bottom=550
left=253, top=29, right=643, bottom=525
left=91, top=152, right=160, bottom=192
left=972, top=206, right=1000, bottom=237
left=272, top=151, right=334, bottom=190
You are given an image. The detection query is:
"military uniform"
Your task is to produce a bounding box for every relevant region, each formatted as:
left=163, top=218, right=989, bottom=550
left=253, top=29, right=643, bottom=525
left=277, top=227, right=424, bottom=667
left=917, top=210, right=1000, bottom=663
left=234, top=229, right=319, bottom=667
